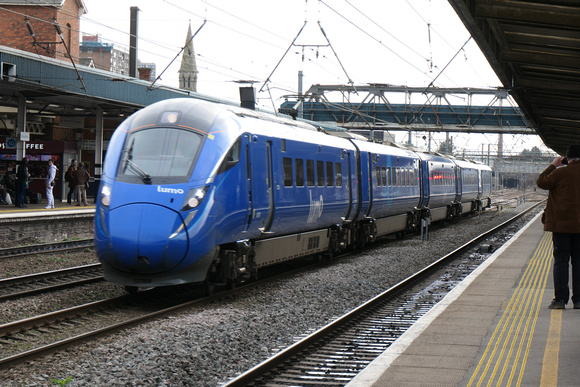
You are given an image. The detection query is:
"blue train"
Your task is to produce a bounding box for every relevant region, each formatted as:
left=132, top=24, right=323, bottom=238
left=94, top=98, right=492, bottom=291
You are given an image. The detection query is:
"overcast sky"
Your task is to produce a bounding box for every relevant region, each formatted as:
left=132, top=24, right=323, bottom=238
left=79, top=0, right=547, bottom=154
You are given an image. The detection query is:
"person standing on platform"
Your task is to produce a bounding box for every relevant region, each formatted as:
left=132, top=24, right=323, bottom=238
left=65, top=159, right=78, bottom=205
left=537, top=144, right=580, bottom=309
left=45, top=159, right=57, bottom=209
left=15, top=158, right=29, bottom=208
left=74, top=162, right=90, bottom=206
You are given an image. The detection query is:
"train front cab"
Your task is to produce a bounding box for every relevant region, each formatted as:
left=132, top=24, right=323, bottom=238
left=95, top=99, right=238, bottom=288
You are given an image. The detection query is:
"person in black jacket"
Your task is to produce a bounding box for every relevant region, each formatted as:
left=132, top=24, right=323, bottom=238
left=15, top=158, right=29, bottom=208
left=65, top=159, right=78, bottom=205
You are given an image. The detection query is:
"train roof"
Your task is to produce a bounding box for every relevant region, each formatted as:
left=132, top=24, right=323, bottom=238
left=415, top=151, right=456, bottom=164
left=351, top=138, right=419, bottom=158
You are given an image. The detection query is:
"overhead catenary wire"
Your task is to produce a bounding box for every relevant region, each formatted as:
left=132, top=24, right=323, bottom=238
left=0, top=3, right=281, bottom=96
left=38, top=2, right=439, bottom=92
left=4, top=1, right=499, bottom=108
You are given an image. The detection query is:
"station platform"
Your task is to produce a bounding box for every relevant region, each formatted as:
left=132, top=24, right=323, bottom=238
left=0, top=200, right=94, bottom=218
left=348, top=211, right=579, bottom=386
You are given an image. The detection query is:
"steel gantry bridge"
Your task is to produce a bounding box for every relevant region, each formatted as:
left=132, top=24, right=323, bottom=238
left=279, top=84, right=535, bottom=136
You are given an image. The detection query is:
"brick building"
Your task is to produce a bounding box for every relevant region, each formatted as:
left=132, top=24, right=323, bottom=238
left=0, top=0, right=87, bottom=63
left=80, top=34, right=129, bottom=74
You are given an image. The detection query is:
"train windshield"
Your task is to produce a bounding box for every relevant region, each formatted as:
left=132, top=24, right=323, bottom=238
left=117, top=127, right=203, bottom=184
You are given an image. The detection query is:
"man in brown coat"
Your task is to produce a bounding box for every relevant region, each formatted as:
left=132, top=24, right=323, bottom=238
left=537, top=144, right=580, bottom=309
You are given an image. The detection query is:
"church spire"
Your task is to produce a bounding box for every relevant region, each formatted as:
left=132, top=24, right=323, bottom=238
left=179, top=22, right=198, bottom=92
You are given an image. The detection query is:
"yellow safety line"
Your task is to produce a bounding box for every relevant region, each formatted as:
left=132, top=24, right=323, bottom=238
left=474, top=233, right=550, bottom=386
left=490, top=234, right=551, bottom=386
left=508, top=241, right=552, bottom=386
left=540, top=309, right=562, bottom=387
left=467, top=232, right=552, bottom=386
left=507, top=236, right=551, bottom=385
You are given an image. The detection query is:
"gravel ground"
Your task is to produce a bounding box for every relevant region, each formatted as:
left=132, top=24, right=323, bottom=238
left=0, top=202, right=543, bottom=386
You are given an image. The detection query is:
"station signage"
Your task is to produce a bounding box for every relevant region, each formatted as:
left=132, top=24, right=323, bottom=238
left=0, top=141, right=77, bottom=153
left=0, top=142, right=44, bottom=150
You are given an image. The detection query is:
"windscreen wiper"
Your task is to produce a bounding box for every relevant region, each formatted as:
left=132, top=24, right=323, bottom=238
left=122, top=138, right=151, bottom=184
left=125, top=159, right=152, bottom=184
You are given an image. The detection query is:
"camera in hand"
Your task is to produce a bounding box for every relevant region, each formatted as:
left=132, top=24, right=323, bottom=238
left=562, top=157, right=568, bottom=165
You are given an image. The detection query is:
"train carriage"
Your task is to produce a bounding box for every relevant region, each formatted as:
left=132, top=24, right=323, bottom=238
left=352, top=140, right=421, bottom=238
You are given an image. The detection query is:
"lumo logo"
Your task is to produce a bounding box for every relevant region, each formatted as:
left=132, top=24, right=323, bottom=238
left=157, top=186, right=185, bottom=194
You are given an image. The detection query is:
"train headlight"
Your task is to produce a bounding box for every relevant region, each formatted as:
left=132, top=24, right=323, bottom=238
left=100, top=184, right=112, bottom=208
left=182, top=186, right=208, bottom=211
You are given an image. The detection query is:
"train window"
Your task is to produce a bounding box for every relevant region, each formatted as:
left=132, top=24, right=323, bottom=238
left=375, top=166, right=381, bottom=186
left=335, top=162, right=342, bottom=187
left=117, top=127, right=203, bottom=182
left=326, top=161, right=334, bottom=187
left=397, top=168, right=402, bottom=186
left=295, top=158, right=304, bottom=187
left=283, top=157, right=293, bottom=187
left=392, top=167, right=397, bottom=186
left=217, top=138, right=241, bottom=174
left=381, top=167, right=386, bottom=186
left=317, top=161, right=324, bottom=186
left=306, top=160, right=315, bottom=186
left=387, top=167, right=391, bottom=186
left=281, top=139, right=286, bottom=152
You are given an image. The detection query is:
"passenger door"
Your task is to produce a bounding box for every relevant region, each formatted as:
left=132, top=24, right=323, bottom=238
left=244, top=135, right=274, bottom=236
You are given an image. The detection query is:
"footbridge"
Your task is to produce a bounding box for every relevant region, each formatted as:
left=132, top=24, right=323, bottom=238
left=279, top=84, right=535, bottom=135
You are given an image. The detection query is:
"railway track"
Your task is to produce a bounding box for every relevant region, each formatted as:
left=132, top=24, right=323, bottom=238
left=0, top=286, right=206, bottom=369
left=0, top=264, right=103, bottom=301
left=223, top=202, right=544, bottom=386
left=0, top=262, right=317, bottom=370
left=0, top=238, right=94, bottom=260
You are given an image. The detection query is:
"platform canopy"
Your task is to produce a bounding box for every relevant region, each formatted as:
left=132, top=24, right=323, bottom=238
left=0, top=45, right=225, bottom=125
left=448, top=0, right=580, bottom=155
